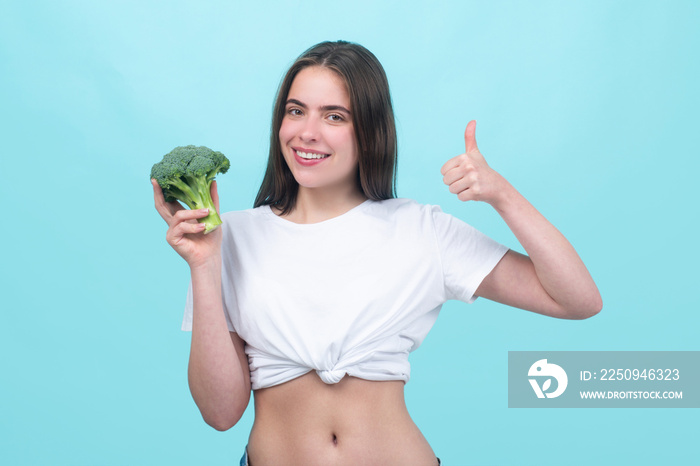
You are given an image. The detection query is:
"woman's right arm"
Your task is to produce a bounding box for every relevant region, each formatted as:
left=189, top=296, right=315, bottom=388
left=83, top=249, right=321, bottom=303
left=152, top=179, right=251, bottom=431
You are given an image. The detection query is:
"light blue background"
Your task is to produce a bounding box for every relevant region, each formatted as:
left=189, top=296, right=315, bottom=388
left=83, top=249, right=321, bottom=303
left=1, top=1, right=698, bottom=464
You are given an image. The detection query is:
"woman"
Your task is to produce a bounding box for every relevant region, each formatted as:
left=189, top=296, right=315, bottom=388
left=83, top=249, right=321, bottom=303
left=153, top=41, right=601, bottom=465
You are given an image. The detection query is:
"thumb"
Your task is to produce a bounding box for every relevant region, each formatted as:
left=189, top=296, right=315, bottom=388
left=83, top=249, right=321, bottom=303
left=464, top=120, right=479, bottom=153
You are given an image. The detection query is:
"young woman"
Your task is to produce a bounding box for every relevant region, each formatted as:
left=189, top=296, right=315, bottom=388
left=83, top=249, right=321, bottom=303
left=152, top=41, right=601, bottom=466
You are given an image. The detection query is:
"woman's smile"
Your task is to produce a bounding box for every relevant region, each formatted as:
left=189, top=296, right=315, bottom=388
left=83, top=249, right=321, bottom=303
left=294, top=148, right=331, bottom=162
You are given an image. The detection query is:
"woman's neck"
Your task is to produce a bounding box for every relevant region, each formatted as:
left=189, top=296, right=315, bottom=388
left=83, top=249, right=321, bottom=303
left=276, top=185, right=367, bottom=224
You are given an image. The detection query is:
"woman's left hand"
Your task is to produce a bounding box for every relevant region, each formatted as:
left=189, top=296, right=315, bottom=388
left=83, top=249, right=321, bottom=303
left=440, top=120, right=510, bottom=208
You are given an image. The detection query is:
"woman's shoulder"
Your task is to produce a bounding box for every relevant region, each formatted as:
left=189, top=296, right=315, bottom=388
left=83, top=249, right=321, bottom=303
left=220, top=205, right=273, bottom=226
left=361, top=198, right=448, bottom=230
left=367, top=197, right=442, bottom=217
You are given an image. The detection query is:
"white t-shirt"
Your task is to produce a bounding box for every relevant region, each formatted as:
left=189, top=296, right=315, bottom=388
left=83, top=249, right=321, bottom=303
left=183, top=198, right=508, bottom=390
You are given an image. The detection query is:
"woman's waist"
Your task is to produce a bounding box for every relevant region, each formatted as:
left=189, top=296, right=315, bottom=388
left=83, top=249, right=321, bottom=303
left=248, top=372, right=436, bottom=465
left=247, top=429, right=437, bottom=466
left=252, top=371, right=409, bottom=426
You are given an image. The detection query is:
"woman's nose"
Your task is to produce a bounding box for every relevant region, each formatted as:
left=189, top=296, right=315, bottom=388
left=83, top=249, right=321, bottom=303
left=299, top=117, right=320, bottom=141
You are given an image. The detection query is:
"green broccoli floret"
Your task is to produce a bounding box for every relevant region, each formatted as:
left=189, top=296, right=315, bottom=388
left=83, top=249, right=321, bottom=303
left=151, top=145, right=230, bottom=234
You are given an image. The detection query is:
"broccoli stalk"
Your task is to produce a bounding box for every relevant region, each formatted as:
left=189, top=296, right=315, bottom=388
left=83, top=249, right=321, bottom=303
left=151, top=145, right=230, bottom=234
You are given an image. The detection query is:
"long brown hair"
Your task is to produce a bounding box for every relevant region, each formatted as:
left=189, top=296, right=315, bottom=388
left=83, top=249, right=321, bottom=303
left=254, top=41, right=397, bottom=214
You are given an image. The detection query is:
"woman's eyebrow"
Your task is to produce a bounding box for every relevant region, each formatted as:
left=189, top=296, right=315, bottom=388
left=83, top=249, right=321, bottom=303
left=286, top=98, right=351, bottom=114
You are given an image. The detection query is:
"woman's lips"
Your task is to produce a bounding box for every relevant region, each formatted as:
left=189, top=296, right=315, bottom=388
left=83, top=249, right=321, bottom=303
left=293, top=149, right=330, bottom=166
left=296, top=149, right=330, bottom=159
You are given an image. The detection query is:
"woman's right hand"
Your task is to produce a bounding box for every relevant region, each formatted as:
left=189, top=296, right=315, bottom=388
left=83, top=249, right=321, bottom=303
left=152, top=179, right=223, bottom=269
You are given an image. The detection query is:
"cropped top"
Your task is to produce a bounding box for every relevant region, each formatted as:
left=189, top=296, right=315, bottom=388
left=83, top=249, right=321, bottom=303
left=182, top=198, right=508, bottom=390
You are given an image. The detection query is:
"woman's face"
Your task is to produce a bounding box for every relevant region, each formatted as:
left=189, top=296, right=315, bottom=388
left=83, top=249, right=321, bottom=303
left=279, top=66, right=360, bottom=194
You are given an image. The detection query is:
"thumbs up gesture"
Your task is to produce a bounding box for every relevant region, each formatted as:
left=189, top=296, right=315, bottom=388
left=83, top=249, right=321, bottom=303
left=440, top=120, right=509, bottom=207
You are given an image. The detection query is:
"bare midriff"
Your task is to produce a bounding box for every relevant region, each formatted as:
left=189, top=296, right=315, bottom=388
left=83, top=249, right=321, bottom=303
left=247, top=371, right=438, bottom=466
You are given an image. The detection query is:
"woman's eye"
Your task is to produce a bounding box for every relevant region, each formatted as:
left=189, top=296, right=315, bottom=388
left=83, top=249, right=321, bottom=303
left=287, top=108, right=302, bottom=116
left=328, top=114, right=344, bottom=122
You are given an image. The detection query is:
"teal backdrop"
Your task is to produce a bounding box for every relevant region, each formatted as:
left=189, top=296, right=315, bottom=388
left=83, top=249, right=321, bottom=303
left=1, top=1, right=698, bottom=465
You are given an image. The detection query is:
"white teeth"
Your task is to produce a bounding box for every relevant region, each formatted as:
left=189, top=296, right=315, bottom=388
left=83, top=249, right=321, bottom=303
left=297, top=150, right=330, bottom=160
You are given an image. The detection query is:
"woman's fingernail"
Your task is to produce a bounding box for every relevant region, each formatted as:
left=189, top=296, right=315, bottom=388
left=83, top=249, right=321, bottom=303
left=200, top=209, right=209, bottom=214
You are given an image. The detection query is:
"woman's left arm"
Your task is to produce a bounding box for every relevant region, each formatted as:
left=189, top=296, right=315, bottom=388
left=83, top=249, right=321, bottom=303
left=441, top=120, right=602, bottom=319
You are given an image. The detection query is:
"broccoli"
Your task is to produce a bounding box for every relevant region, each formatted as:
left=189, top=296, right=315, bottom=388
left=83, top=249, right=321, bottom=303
left=151, top=145, right=230, bottom=234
